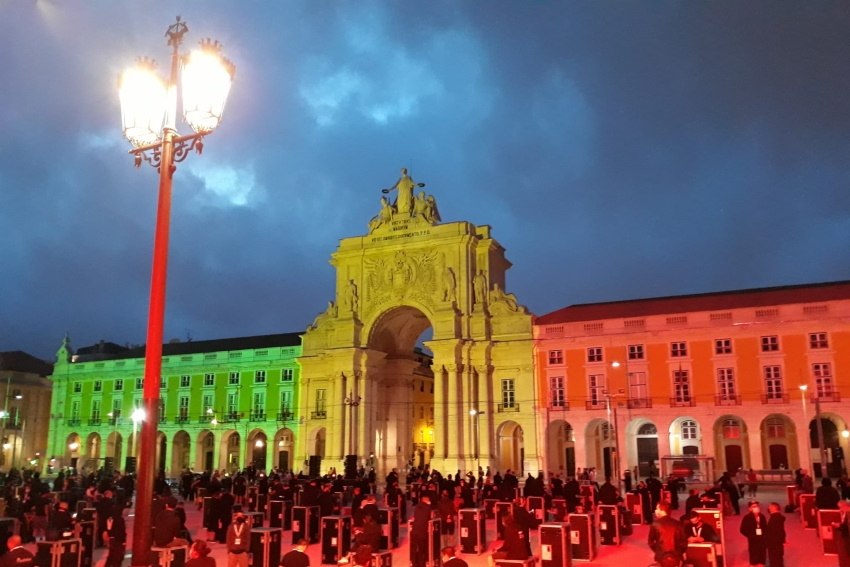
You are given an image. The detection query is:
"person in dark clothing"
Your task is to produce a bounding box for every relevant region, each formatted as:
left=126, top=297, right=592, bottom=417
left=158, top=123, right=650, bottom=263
left=637, top=481, right=653, bottom=524
left=494, top=515, right=530, bottom=560
left=175, top=501, right=192, bottom=543
left=816, top=477, right=841, bottom=510
left=598, top=477, right=618, bottom=505
left=153, top=497, right=184, bottom=547
left=832, top=500, right=850, bottom=567
left=0, top=536, right=33, bottom=567
left=103, top=506, right=126, bottom=567
left=185, top=540, right=216, bottom=567
left=684, top=511, right=718, bottom=544
left=410, top=493, right=433, bottom=567
left=47, top=501, right=74, bottom=540
left=216, top=491, right=235, bottom=543
left=318, top=484, right=335, bottom=517
left=739, top=501, right=767, bottom=566
left=764, top=502, right=785, bottom=567
left=684, top=489, right=702, bottom=516
left=441, top=546, right=468, bottom=567
left=647, top=502, right=687, bottom=564
left=352, top=515, right=381, bottom=553
left=280, top=539, right=310, bottom=567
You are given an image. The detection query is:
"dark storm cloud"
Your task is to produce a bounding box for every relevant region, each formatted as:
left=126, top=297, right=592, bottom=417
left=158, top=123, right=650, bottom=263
left=2, top=1, right=849, bottom=359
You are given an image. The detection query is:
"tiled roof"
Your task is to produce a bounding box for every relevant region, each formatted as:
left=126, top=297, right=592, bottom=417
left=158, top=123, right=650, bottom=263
left=535, top=280, right=850, bottom=325
left=0, top=351, right=53, bottom=376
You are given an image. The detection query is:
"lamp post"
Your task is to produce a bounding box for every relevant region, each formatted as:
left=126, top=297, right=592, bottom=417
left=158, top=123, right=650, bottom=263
left=800, top=385, right=814, bottom=477
left=118, top=18, right=234, bottom=566
left=469, top=409, right=484, bottom=473
left=608, top=362, right=625, bottom=489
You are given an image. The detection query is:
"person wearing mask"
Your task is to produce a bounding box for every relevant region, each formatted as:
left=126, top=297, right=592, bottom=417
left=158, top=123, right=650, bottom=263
left=764, top=502, right=785, bottom=567
left=226, top=511, right=250, bottom=567
left=0, top=536, right=33, bottom=567
left=647, top=502, right=687, bottom=565
left=280, top=539, right=310, bottom=567
left=352, top=514, right=381, bottom=553
left=739, top=501, right=767, bottom=567
left=684, top=512, right=717, bottom=544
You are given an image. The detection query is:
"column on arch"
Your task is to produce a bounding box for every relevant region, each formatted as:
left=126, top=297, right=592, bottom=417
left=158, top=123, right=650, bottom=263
left=433, top=366, right=446, bottom=459
left=446, top=364, right=464, bottom=460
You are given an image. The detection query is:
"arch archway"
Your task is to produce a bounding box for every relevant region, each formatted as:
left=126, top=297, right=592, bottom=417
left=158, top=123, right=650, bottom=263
left=65, top=433, right=81, bottom=469
left=669, top=416, right=702, bottom=456
left=86, top=432, right=101, bottom=460
left=106, top=432, right=123, bottom=465
left=196, top=430, right=215, bottom=472
left=761, top=414, right=798, bottom=471
left=220, top=431, right=241, bottom=473
left=713, top=415, right=750, bottom=473
left=156, top=432, right=167, bottom=474
left=172, top=431, right=191, bottom=473
left=546, top=420, right=575, bottom=477
left=809, top=414, right=843, bottom=477
left=273, top=428, right=295, bottom=473
left=496, top=421, right=524, bottom=474
left=628, top=419, right=659, bottom=477
left=585, top=419, right=614, bottom=477
left=247, top=429, right=268, bottom=471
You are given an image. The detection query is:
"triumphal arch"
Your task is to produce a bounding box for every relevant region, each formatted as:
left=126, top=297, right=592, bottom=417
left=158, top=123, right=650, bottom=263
left=296, top=169, right=539, bottom=476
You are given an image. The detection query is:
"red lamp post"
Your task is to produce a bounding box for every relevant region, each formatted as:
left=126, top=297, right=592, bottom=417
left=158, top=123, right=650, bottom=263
left=118, top=17, right=234, bottom=566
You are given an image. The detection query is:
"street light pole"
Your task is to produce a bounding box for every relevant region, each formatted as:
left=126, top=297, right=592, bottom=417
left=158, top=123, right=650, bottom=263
left=118, top=18, right=234, bottom=567
left=469, top=409, right=484, bottom=472
left=800, top=385, right=814, bottom=477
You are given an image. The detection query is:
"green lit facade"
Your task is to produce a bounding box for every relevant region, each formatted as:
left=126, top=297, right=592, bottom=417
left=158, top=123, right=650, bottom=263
left=47, top=333, right=302, bottom=477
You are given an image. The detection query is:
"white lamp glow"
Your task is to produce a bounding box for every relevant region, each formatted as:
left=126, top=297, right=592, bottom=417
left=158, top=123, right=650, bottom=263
left=119, top=59, right=167, bottom=147
left=181, top=40, right=235, bottom=134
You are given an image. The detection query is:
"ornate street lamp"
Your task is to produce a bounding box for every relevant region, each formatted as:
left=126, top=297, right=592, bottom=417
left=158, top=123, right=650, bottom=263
left=118, top=17, right=235, bottom=566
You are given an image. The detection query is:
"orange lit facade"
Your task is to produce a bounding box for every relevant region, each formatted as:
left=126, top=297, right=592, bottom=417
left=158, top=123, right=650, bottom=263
left=533, top=281, right=850, bottom=480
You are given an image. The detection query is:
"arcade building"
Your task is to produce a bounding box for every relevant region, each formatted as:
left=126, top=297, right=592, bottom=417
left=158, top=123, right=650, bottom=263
left=44, top=170, right=850, bottom=480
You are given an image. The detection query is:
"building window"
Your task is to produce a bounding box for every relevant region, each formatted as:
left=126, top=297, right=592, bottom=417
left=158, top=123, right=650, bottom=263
left=279, top=391, right=291, bottom=414
left=178, top=396, right=189, bottom=420
left=670, top=342, right=687, bottom=358
left=254, top=370, right=266, bottom=384
left=813, top=363, right=834, bottom=397
left=628, top=371, right=648, bottom=401
left=765, top=417, right=786, bottom=438
left=717, top=368, right=736, bottom=398
left=722, top=418, right=741, bottom=439
left=136, top=377, right=143, bottom=390
left=628, top=344, right=645, bottom=360
left=227, top=392, right=239, bottom=420
left=252, top=392, right=265, bottom=418
left=587, top=347, right=603, bottom=363
left=229, top=371, right=240, bottom=385
left=588, top=374, right=606, bottom=405
left=204, top=373, right=215, bottom=386
left=764, top=365, right=784, bottom=399
left=550, top=376, right=566, bottom=408
left=548, top=350, right=563, bottom=365
left=71, top=400, right=80, bottom=420
left=760, top=335, right=780, bottom=352
left=673, top=369, right=691, bottom=402
left=501, top=379, right=516, bottom=408
left=600, top=422, right=612, bottom=441
left=111, top=399, right=122, bottom=420
left=715, top=338, right=733, bottom=355
left=180, top=375, right=190, bottom=388
left=91, top=400, right=101, bottom=421
left=159, top=403, right=166, bottom=421
left=114, top=379, right=124, bottom=392
left=809, top=332, right=829, bottom=349
left=681, top=419, right=697, bottom=440
left=73, top=382, right=82, bottom=394
left=161, top=377, right=168, bottom=389
left=281, top=368, right=294, bottom=382
left=93, top=380, right=102, bottom=392
left=202, top=394, right=213, bottom=417
left=315, top=389, right=327, bottom=414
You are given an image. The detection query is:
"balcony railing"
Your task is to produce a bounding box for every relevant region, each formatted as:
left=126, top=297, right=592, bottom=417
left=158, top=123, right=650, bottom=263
left=277, top=411, right=294, bottom=422
left=249, top=412, right=266, bottom=422
left=813, top=392, right=842, bottom=403
left=310, top=411, right=327, bottom=420
left=550, top=401, right=570, bottom=411
left=225, top=412, right=242, bottom=422
left=627, top=397, right=652, bottom=409
left=670, top=397, right=696, bottom=408
left=88, top=418, right=101, bottom=426
left=762, top=394, right=789, bottom=404
left=715, top=394, right=742, bottom=406
left=198, top=416, right=214, bottom=424
left=497, top=403, right=520, bottom=413
left=585, top=400, right=606, bottom=410
left=175, top=415, right=190, bottom=424
left=67, top=418, right=81, bottom=427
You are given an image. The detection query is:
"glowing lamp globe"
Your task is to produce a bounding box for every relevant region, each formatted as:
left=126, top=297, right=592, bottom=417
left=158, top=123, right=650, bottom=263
left=119, top=59, right=167, bottom=147
left=181, top=39, right=235, bottom=134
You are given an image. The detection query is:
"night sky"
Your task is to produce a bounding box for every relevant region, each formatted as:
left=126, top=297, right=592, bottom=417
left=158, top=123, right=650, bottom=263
left=3, top=2, right=850, bottom=360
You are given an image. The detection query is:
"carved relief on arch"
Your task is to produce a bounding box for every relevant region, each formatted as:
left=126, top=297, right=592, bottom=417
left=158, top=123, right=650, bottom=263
left=363, top=249, right=439, bottom=318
